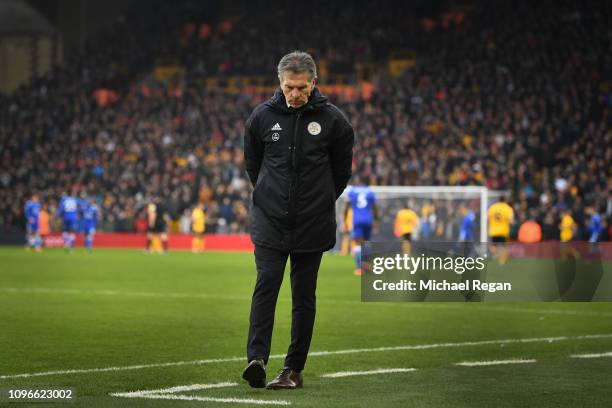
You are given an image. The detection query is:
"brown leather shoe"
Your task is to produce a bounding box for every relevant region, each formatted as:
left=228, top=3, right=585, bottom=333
left=242, top=359, right=266, bottom=388
left=266, top=367, right=303, bottom=390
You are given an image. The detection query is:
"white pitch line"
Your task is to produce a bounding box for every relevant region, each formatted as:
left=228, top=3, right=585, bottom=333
left=111, top=382, right=291, bottom=405
left=570, top=352, right=612, bottom=359
left=307, top=333, right=612, bottom=357
left=2, top=333, right=612, bottom=380
left=0, top=357, right=244, bottom=380
left=111, top=381, right=237, bottom=396
left=455, top=359, right=537, bottom=367
left=124, top=394, right=291, bottom=405
left=3, top=287, right=612, bottom=317
left=321, top=368, right=416, bottom=378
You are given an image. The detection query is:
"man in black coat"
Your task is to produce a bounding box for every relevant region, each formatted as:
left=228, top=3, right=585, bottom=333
left=242, top=51, right=354, bottom=389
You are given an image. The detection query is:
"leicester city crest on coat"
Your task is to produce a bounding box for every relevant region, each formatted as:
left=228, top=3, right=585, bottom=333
left=307, top=121, right=321, bottom=135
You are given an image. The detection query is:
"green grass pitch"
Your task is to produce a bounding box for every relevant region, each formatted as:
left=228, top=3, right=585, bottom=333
left=1, top=247, right=611, bottom=407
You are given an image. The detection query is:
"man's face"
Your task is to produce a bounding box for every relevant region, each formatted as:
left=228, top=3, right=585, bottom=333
left=279, top=71, right=315, bottom=108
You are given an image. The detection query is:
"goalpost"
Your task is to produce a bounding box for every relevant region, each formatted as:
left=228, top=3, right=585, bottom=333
left=337, top=186, right=505, bottom=245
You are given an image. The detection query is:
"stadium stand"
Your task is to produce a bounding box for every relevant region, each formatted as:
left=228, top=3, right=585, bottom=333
left=0, top=0, right=610, bottom=241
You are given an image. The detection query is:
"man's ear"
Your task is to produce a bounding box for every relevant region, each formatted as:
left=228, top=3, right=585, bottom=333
left=309, top=78, right=316, bottom=92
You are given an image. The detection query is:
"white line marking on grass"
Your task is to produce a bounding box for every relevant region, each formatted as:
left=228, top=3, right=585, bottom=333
left=455, top=359, right=537, bottom=367
left=3, top=287, right=612, bottom=318
left=0, top=357, right=245, bottom=379
left=133, top=394, right=291, bottom=405
left=2, top=333, right=612, bottom=380
left=570, top=352, right=612, bottom=359
left=111, top=381, right=291, bottom=405
left=306, top=333, right=612, bottom=357
left=321, top=368, right=416, bottom=378
left=112, top=381, right=237, bottom=396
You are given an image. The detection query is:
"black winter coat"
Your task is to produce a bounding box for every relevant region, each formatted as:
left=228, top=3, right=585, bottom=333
left=244, top=87, right=354, bottom=252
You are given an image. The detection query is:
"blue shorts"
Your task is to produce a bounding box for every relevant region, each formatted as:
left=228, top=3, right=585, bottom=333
left=26, top=223, right=39, bottom=234
left=459, top=230, right=473, bottom=242
left=420, top=224, right=432, bottom=238
left=83, top=225, right=96, bottom=236
left=352, top=223, right=372, bottom=240
left=63, top=219, right=78, bottom=233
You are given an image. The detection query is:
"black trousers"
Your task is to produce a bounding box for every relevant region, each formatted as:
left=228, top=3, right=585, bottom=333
left=247, top=245, right=323, bottom=371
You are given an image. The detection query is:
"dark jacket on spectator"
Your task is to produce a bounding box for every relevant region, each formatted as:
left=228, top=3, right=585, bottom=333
left=244, top=87, right=354, bottom=252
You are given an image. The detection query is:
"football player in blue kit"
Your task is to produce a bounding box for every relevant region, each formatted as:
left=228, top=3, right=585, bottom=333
left=24, top=194, right=42, bottom=252
left=345, top=180, right=378, bottom=276
left=81, top=197, right=99, bottom=251
left=58, top=192, right=80, bottom=251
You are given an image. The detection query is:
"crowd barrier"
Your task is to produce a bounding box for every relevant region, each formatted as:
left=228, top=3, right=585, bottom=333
left=506, top=241, right=612, bottom=261
left=41, top=233, right=254, bottom=251
left=1, top=232, right=610, bottom=259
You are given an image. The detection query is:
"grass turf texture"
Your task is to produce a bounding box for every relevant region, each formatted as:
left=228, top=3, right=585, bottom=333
left=1, top=247, right=611, bottom=407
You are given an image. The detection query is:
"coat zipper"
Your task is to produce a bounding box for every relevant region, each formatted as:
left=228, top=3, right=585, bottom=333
left=288, top=112, right=301, bottom=223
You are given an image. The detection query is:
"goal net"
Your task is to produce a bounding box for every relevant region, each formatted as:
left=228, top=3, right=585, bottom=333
left=336, top=186, right=505, bottom=248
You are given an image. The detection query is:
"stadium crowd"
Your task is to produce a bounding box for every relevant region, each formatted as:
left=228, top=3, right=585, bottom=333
left=0, top=0, right=610, bottom=241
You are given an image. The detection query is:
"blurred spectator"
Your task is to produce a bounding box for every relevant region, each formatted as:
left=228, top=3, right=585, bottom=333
left=179, top=209, right=192, bottom=234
